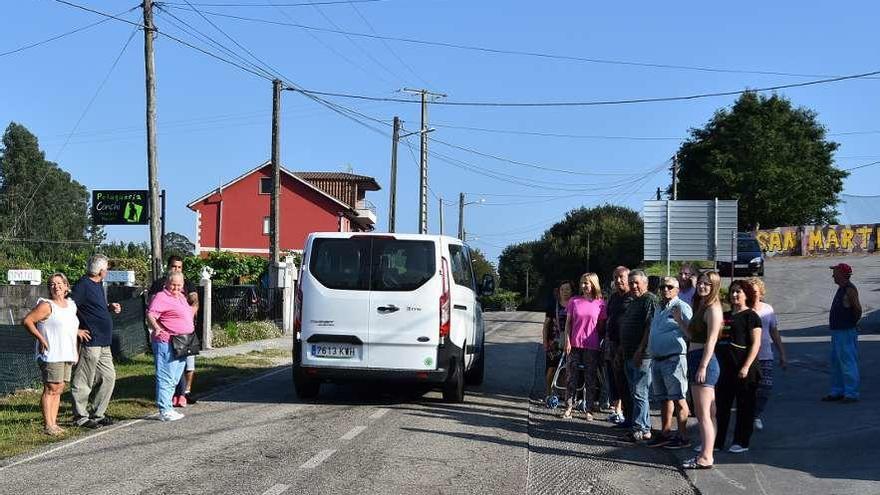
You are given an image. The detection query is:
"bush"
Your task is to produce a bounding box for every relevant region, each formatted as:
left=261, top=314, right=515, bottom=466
left=183, top=252, right=268, bottom=286
left=481, top=288, right=522, bottom=312
left=210, top=320, right=282, bottom=348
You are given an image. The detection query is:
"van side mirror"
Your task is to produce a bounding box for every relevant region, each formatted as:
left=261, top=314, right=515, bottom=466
left=480, top=274, right=495, bottom=296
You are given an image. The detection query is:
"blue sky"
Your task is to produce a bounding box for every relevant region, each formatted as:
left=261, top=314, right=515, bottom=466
left=2, top=0, right=879, bottom=264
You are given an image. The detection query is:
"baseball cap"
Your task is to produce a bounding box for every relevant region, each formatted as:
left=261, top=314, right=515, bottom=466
left=829, top=263, right=853, bottom=276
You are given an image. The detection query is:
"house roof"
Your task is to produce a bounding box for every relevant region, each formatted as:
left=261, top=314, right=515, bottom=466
left=186, top=160, right=377, bottom=210
left=293, top=172, right=381, bottom=191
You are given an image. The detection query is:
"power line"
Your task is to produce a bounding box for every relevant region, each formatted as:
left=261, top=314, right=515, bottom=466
left=431, top=123, right=682, bottom=141
left=843, top=160, right=880, bottom=172
left=162, top=1, right=388, bottom=6
left=0, top=6, right=138, bottom=57
left=294, top=68, right=880, bottom=107
left=168, top=8, right=880, bottom=80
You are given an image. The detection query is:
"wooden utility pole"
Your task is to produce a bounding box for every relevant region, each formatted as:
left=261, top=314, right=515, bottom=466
left=270, top=79, right=282, bottom=269
left=402, top=88, right=445, bottom=234
left=143, top=0, right=162, bottom=282
left=388, top=116, right=399, bottom=233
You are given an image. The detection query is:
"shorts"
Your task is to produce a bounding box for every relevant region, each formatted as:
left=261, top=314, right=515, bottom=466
left=687, top=349, right=720, bottom=388
left=185, top=355, right=196, bottom=372
left=39, top=360, right=73, bottom=383
left=651, top=354, right=688, bottom=400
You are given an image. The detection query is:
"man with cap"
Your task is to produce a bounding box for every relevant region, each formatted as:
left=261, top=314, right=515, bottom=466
left=823, top=263, right=862, bottom=403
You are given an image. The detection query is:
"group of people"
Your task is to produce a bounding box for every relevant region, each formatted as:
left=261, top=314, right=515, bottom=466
left=543, top=262, right=862, bottom=470
left=21, top=254, right=201, bottom=434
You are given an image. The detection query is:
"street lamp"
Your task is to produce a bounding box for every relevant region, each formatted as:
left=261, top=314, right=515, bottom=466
left=458, top=193, right=485, bottom=241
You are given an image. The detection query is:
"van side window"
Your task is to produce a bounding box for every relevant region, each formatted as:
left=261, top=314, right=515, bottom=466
left=309, top=238, right=371, bottom=291
left=448, top=244, right=476, bottom=291
left=372, top=240, right=436, bottom=291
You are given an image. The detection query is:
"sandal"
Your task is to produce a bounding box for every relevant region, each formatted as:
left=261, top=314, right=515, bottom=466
left=561, top=407, right=573, bottom=419
left=682, top=457, right=713, bottom=470
left=44, top=425, right=66, bottom=436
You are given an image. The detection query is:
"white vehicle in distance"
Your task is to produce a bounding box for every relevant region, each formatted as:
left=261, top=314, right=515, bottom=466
left=293, top=232, right=495, bottom=403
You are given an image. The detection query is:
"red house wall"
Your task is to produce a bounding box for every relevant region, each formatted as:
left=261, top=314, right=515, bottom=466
left=192, top=165, right=352, bottom=256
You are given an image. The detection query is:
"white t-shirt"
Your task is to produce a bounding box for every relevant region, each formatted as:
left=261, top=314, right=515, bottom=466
left=755, top=302, right=778, bottom=361
left=35, top=298, right=80, bottom=363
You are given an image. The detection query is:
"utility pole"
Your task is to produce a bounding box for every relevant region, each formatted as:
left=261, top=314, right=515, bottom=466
left=388, top=116, right=400, bottom=233
left=143, top=0, right=162, bottom=282
left=656, top=187, right=661, bottom=200
left=270, top=79, right=282, bottom=270
left=403, top=88, right=445, bottom=234
left=458, top=192, right=465, bottom=240
left=438, top=197, right=444, bottom=235
left=525, top=267, right=530, bottom=301
left=671, top=154, right=679, bottom=200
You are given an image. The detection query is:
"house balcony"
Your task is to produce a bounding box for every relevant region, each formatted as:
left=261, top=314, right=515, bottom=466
left=353, top=199, right=377, bottom=227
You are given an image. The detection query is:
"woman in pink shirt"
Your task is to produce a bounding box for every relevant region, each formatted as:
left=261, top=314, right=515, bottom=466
left=146, top=272, right=195, bottom=422
left=562, top=272, right=607, bottom=420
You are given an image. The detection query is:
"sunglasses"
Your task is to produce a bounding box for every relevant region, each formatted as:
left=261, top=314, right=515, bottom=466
left=661, top=284, right=677, bottom=290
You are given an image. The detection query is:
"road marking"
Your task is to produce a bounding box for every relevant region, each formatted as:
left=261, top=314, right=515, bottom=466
left=339, top=425, right=367, bottom=441
left=711, top=466, right=747, bottom=491
left=0, top=419, right=144, bottom=471
left=369, top=408, right=389, bottom=420
left=199, top=366, right=291, bottom=401
left=299, top=449, right=336, bottom=469
left=261, top=484, right=290, bottom=495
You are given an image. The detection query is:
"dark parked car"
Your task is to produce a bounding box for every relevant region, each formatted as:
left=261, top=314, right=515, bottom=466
left=718, top=233, right=765, bottom=276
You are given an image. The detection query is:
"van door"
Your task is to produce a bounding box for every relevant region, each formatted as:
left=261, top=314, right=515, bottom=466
left=301, top=236, right=372, bottom=369
left=367, top=238, right=439, bottom=370
left=447, top=243, right=477, bottom=368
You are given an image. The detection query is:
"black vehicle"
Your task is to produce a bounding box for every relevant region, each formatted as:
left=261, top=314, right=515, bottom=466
left=718, top=233, right=765, bottom=277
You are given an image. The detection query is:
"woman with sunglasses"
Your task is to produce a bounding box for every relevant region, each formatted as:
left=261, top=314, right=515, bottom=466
left=714, top=280, right=763, bottom=454
left=673, top=270, right=723, bottom=469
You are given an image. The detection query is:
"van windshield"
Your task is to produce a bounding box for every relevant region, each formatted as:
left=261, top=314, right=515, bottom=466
left=310, top=238, right=436, bottom=292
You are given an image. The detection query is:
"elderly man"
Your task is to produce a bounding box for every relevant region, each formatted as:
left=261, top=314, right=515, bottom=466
left=823, top=263, right=862, bottom=403
left=70, top=254, right=122, bottom=429
left=607, top=266, right=633, bottom=427
left=646, top=276, right=693, bottom=449
left=618, top=270, right=658, bottom=442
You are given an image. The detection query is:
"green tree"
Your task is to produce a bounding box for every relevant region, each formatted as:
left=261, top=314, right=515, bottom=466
left=0, top=122, right=100, bottom=259
left=498, top=241, right=541, bottom=297
left=469, top=248, right=496, bottom=284
left=533, top=204, right=642, bottom=295
left=675, top=92, right=846, bottom=229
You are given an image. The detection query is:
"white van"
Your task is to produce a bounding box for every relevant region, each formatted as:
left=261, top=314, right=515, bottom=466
left=292, top=232, right=495, bottom=402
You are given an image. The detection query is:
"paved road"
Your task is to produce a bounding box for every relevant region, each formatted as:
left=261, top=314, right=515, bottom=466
left=1, top=255, right=877, bottom=494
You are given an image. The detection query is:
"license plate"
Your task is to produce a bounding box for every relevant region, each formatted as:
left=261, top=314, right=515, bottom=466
left=735, top=263, right=749, bottom=268
left=311, top=344, right=356, bottom=359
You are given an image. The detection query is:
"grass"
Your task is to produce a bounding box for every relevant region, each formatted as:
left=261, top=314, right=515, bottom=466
left=0, top=348, right=290, bottom=461
left=211, top=320, right=282, bottom=348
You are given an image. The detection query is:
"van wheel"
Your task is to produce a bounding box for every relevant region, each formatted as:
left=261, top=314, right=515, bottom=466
left=293, top=365, right=320, bottom=399
left=442, top=358, right=465, bottom=403
left=465, top=345, right=485, bottom=386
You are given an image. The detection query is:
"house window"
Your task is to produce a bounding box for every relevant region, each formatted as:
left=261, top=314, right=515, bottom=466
left=259, top=177, right=272, bottom=195
left=263, top=216, right=270, bottom=235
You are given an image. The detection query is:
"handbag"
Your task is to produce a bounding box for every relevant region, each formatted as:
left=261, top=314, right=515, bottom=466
left=172, top=332, right=201, bottom=357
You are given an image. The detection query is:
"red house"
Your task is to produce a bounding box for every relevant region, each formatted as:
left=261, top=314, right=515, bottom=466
left=187, top=161, right=381, bottom=257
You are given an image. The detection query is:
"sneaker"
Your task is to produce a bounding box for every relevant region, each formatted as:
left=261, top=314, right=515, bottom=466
left=81, top=419, right=102, bottom=429
left=728, top=444, right=749, bottom=454
left=754, top=418, right=764, bottom=431
left=159, top=410, right=185, bottom=422
left=184, top=393, right=197, bottom=405
left=628, top=430, right=652, bottom=443
left=95, top=416, right=115, bottom=427
left=821, top=395, right=844, bottom=402
left=647, top=434, right=673, bottom=448
left=663, top=437, right=692, bottom=450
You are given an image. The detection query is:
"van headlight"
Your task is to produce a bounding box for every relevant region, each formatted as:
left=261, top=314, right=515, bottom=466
left=750, top=257, right=763, bottom=264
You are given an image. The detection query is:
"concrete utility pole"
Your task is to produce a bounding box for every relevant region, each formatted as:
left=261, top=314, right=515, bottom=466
left=671, top=155, right=680, bottom=200
left=388, top=116, right=400, bottom=233
left=403, top=88, right=445, bottom=234
left=270, top=79, right=282, bottom=269
left=458, top=192, right=465, bottom=241
left=438, top=197, right=444, bottom=235
left=143, top=0, right=162, bottom=282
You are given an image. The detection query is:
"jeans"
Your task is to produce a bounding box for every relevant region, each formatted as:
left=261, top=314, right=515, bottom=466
left=830, top=328, right=860, bottom=399
left=153, top=341, right=187, bottom=414
left=70, top=345, right=116, bottom=422
left=625, top=357, right=652, bottom=433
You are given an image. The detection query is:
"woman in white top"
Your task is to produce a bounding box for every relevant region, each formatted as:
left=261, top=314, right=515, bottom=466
left=22, top=273, right=80, bottom=436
